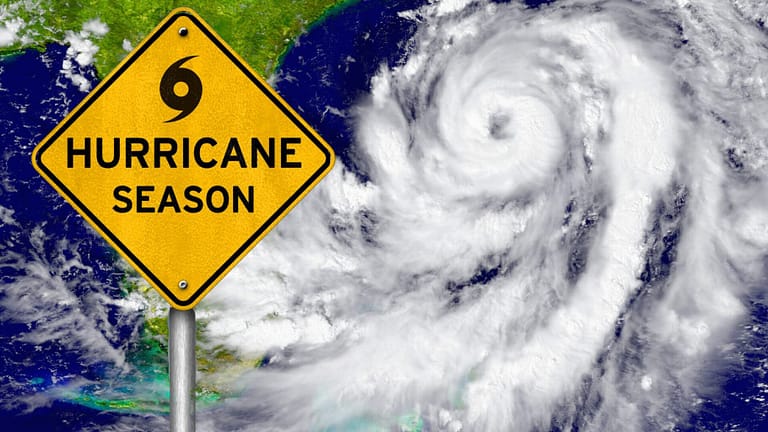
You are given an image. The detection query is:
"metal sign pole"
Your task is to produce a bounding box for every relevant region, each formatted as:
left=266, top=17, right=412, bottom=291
left=169, top=308, right=196, bottom=432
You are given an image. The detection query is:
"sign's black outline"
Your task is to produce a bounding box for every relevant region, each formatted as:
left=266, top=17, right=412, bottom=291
left=33, top=10, right=333, bottom=308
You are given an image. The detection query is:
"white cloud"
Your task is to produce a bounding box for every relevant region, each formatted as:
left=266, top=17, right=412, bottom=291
left=59, top=18, right=108, bottom=92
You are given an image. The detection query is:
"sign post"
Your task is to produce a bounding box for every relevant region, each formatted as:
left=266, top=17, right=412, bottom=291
left=31, top=8, right=335, bottom=430
left=169, top=308, right=196, bottom=432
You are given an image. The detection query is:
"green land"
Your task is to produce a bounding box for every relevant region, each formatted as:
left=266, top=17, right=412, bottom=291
left=1, top=0, right=355, bottom=76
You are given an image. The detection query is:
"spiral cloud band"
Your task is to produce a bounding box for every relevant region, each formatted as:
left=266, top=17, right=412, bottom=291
left=197, top=0, right=766, bottom=430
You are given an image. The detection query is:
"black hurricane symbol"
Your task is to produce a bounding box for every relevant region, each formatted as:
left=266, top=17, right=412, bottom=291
left=160, top=56, right=202, bottom=123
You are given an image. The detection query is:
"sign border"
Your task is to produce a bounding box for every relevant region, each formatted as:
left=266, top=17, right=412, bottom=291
left=32, top=8, right=334, bottom=309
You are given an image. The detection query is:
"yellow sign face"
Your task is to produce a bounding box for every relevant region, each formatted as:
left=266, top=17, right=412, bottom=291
left=32, top=8, right=335, bottom=310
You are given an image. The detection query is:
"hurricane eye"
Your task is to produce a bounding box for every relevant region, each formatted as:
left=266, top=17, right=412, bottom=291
left=488, top=112, right=512, bottom=139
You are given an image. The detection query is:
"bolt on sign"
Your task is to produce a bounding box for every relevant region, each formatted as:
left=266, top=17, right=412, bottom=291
left=32, top=8, right=335, bottom=310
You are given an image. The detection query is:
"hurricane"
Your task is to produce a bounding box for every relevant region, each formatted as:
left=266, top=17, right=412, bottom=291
left=2, top=0, right=768, bottom=431
left=182, top=0, right=768, bottom=430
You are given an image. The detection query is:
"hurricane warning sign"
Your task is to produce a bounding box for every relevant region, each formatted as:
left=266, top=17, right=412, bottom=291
left=32, top=8, right=335, bottom=310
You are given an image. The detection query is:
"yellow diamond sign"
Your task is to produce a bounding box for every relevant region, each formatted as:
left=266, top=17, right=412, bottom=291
left=31, top=8, right=335, bottom=310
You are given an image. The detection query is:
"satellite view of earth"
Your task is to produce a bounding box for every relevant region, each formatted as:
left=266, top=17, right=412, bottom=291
left=2, top=0, right=768, bottom=430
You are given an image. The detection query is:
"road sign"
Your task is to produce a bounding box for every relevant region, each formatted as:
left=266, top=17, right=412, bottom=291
left=32, top=8, right=335, bottom=310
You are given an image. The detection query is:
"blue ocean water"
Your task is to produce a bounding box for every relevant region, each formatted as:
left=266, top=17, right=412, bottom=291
left=0, top=45, right=149, bottom=430
left=276, top=0, right=425, bottom=179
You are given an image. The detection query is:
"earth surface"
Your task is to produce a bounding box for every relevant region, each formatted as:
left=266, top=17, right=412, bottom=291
left=2, top=0, right=768, bottom=431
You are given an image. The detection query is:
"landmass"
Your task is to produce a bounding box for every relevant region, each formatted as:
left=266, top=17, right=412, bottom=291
left=0, top=0, right=356, bottom=76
